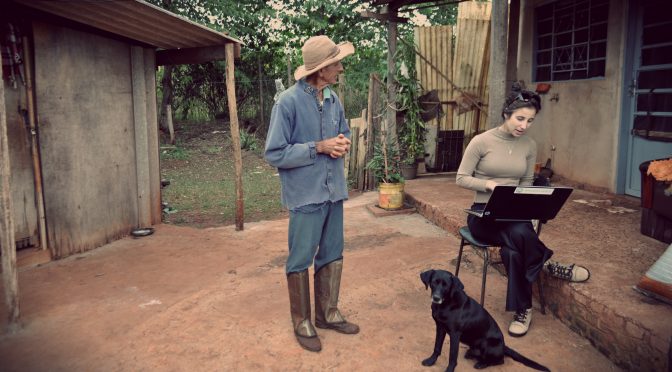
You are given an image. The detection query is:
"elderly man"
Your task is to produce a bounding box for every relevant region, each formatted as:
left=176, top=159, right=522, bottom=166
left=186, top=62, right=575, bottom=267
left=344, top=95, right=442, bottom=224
left=264, top=35, right=359, bottom=352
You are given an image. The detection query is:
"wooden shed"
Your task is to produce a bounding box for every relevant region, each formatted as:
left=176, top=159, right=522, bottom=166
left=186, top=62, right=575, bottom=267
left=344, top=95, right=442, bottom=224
left=2, top=0, right=241, bottom=260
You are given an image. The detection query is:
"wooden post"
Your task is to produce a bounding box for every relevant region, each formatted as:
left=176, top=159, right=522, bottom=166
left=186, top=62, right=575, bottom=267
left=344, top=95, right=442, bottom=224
left=506, top=0, right=521, bottom=86
left=365, top=73, right=380, bottom=191
left=0, top=60, right=21, bottom=332
left=22, top=36, right=48, bottom=253
left=488, top=0, right=508, bottom=128
left=386, top=8, right=399, bottom=147
left=131, top=46, right=151, bottom=228
left=226, top=43, right=244, bottom=231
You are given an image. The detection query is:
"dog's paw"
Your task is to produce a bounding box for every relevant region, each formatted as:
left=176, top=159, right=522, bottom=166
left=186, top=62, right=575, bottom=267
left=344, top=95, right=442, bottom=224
left=421, top=355, right=438, bottom=366
left=474, top=361, right=489, bottom=369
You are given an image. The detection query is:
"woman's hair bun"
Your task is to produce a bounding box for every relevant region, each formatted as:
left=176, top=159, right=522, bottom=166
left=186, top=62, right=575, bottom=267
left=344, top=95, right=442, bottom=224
left=510, top=81, right=524, bottom=94
left=501, top=81, right=541, bottom=119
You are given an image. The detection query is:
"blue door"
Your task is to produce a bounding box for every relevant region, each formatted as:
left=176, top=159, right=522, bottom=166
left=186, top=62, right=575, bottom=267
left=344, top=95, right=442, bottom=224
left=623, top=0, right=672, bottom=197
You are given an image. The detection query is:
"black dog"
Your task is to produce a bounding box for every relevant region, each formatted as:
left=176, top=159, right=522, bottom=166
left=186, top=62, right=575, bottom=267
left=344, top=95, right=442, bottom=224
left=420, top=269, right=550, bottom=372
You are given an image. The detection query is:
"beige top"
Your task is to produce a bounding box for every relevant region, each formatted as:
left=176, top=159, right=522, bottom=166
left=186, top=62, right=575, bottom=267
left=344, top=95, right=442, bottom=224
left=456, top=127, right=537, bottom=204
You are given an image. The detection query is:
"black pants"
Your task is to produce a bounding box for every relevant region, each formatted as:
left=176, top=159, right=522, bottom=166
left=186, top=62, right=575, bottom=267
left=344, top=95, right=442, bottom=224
left=467, top=203, right=554, bottom=312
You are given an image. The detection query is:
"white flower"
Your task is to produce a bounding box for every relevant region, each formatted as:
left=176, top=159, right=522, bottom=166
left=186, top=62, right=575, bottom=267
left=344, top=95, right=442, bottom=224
left=407, top=10, right=431, bottom=27
left=400, top=62, right=409, bottom=79
left=268, top=18, right=283, bottom=31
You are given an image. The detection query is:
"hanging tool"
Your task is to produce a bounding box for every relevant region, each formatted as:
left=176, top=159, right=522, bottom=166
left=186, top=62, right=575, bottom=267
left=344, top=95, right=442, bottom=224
left=5, top=45, right=17, bottom=89
left=7, top=23, right=25, bottom=86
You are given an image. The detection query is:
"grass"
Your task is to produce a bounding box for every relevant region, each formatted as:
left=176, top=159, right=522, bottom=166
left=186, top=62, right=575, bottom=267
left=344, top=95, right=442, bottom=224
left=160, top=120, right=286, bottom=228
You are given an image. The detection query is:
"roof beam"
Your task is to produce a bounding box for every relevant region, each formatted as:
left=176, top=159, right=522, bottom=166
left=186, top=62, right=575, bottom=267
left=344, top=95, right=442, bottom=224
left=370, top=0, right=422, bottom=9
left=156, top=44, right=241, bottom=66
left=360, top=11, right=409, bottom=23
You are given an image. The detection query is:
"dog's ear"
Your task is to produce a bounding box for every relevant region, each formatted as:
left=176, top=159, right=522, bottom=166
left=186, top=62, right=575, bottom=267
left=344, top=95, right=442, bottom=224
left=451, top=275, right=465, bottom=292
left=420, top=270, right=434, bottom=290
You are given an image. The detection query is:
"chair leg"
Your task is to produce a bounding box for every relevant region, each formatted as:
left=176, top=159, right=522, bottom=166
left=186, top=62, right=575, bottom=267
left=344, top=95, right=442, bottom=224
left=537, top=278, right=546, bottom=315
left=455, top=238, right=466, bottom=277
left=480, top=248, right=490, bottom=306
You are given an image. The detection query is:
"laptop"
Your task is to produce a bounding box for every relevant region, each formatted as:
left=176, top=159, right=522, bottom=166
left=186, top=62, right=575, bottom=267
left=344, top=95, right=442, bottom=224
left=465, top=185, right=573, bottom=222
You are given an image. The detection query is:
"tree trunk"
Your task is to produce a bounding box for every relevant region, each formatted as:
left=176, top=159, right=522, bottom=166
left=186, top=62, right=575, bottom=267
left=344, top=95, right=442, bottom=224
left=159, top=65, right=174, bottom=133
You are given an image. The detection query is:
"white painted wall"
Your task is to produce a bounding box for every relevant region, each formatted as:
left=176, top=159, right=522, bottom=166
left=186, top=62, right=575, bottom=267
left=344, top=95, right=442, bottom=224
left=518, top=0, right=627, bottom=192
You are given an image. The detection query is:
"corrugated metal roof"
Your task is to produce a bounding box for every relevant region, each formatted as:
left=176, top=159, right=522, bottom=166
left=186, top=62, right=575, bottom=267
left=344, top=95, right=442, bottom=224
left=16, top=0, right=242, bottom=49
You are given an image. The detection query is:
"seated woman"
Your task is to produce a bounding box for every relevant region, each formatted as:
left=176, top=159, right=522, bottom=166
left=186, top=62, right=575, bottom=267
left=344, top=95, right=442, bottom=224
left=455, top=83, right=589, bottom=337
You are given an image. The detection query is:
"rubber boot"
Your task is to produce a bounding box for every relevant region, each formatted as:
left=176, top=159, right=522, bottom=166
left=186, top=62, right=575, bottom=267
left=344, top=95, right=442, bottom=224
left=314, top=260, right=360, bottom=334
left=287, top=270, right=321, bottom=352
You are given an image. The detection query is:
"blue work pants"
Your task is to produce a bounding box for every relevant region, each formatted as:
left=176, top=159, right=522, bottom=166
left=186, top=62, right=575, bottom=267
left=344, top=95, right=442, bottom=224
left=286, top=201, right=344, bottom=274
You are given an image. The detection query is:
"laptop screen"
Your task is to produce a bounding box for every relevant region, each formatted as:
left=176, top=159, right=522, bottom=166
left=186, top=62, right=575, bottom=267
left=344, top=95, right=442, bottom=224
left=480, top=186, right=573, bottom=221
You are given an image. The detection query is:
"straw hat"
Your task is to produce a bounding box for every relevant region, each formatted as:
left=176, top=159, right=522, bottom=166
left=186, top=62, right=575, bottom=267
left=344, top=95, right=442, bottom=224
left=294, top=35, right=355, bottom=81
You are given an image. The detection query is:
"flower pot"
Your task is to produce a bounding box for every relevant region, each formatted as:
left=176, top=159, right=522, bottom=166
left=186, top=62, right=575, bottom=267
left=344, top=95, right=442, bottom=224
left=378, top=182, right=404, bottom=210
left=400, top=163, right=418, bottom=180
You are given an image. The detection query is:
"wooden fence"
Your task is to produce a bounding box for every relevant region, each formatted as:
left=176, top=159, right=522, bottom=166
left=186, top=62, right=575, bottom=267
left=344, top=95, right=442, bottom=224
left=451, top=1, right=491, bottom=140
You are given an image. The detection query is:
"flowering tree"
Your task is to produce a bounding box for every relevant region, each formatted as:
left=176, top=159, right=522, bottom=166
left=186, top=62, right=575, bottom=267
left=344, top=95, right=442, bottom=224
left=150, top=0, right=456, bottom=128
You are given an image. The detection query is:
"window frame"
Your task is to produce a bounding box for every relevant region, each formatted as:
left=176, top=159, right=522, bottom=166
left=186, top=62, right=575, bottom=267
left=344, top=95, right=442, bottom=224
left=533, top=0, right=610, bottom=82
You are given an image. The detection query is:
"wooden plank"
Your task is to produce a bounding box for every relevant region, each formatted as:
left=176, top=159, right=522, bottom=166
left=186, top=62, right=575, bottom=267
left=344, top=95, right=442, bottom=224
left=0, top=59, right=21, bottom=332
left=144, top=48, right=162, bottom=225
left=226, top=43, right=244, bottom=231
left=354, top=112, right=368, bottom=191
left=346, top=118, right=357, bottom=183
left=132, top=47, right=151, bottom=228
left=346, top=125, right=359, bottom=184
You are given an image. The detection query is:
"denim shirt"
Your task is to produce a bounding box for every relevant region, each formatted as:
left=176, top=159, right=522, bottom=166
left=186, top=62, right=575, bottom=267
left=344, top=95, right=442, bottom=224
left=264, top=79, right=351, bottom=211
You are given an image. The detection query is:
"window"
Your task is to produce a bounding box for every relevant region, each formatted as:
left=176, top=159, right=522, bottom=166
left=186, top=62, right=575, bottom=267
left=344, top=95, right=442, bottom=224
left=534, top=0, right=609, bottom=82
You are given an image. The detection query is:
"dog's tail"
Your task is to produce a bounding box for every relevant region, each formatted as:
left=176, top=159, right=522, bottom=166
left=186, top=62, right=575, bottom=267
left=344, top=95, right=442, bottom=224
left=504, top=346, right=550, bottom=371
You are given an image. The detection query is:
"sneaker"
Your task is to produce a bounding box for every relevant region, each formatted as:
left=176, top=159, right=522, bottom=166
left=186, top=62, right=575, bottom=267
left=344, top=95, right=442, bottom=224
left=508, top=308, right=532, bottom=337
left=545, top=260, right=590, bottom=283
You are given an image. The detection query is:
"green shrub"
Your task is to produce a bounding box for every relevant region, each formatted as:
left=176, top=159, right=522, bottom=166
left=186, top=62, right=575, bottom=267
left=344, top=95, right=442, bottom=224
left=239, top=129, right=259, bottom=152
left=161, top=146, right=190, bottom=160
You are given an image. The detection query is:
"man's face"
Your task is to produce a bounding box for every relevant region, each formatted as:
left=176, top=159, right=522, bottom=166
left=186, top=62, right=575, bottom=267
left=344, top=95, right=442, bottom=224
left=319, top=61, right=344, bottom=85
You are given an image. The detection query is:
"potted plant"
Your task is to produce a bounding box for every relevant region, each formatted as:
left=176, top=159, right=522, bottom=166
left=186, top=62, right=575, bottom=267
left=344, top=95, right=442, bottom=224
left=366, top=141, right=405, bottom=210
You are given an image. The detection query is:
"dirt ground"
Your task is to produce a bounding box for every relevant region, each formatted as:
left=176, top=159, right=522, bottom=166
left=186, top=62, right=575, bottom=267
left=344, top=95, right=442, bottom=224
left=0, top=192, right=623, bottom=372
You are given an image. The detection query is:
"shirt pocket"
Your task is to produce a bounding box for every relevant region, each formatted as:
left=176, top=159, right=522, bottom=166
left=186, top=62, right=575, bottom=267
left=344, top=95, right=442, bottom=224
left=329, top=110, right=339, bottom=137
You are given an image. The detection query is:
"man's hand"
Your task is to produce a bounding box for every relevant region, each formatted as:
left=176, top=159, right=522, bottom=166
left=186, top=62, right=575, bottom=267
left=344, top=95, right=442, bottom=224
left=317, top=134, right=351, bottom=159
